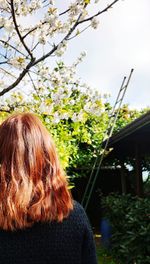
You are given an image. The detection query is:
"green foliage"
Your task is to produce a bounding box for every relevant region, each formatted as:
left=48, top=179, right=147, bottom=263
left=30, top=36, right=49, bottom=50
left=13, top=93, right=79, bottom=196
left=0, top=95, right=147, bottom=180
left=0, top=96, right=108, bottom=180
left=40, top=109, right=108, bottom=178
left=113, top=104, right=145, bottom=133
left=0, top=112, right=8, bottom=124
left=102, top=194, right=150, bottom=264
left=96, top=246, right=117, bottom=264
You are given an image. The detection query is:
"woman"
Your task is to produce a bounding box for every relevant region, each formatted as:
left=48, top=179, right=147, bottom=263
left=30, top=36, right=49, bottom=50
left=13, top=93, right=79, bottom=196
left=0, top=113, right=97, bottom=264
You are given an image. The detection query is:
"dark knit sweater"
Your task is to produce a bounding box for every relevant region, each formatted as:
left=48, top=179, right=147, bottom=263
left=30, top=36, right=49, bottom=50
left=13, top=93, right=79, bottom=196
left=0, top=201, right=97, bottom=264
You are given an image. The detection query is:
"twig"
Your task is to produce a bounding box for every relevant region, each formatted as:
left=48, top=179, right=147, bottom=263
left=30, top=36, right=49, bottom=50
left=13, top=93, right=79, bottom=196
left=67, top=24, right=91, bottom=41
left=0, top=66, right=17, bottom=79
left=78, top=0, right=120, bottom=25
left=23, top=8, right=71, bottom=40
left=0, top=102, right=31, bottom=113
left=59, top=8, right=70, bottom=16
left=31, top=42, right=40, bottom=52
left=0, top=61, right=8, bottom=65
left=28, top=72, right=42, bottom=101
left=0, top=40, right=27, bottom=57
left=0, top=108, right=12, bottom=113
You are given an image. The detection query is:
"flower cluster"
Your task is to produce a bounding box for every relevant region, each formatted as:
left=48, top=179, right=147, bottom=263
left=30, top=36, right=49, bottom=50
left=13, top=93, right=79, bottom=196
left=32, top=58, right=106, bottom=124
left=91, top=17, right=99, bottom=29
left=0, top=0, right=111, bottom=99
left=9, top=57, right=26, bottom=69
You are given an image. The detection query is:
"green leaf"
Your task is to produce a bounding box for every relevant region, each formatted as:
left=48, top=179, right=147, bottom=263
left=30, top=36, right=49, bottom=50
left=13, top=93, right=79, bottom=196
left=84, top=0, right=90, bottom=4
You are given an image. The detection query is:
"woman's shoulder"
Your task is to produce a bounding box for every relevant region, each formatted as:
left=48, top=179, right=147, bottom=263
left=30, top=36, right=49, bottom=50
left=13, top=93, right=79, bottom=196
left=72, top=200, right=85, bottom=214
left=67, top=200, right=89, bottom=225
left=70, top=200, right=85, bottom=214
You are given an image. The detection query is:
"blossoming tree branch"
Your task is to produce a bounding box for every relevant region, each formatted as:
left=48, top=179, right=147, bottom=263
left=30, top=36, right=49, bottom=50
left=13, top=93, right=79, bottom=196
left=0, top=0, right=120, bottom=97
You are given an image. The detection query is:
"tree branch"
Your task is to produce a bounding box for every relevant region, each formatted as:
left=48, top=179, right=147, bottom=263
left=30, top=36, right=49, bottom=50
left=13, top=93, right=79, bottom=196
left=0, top=102, right=31, bottom=113
left=32, top=6, right=85, bottom=67
left=28, top=72, right=42, bottom=101
left=78, top=0, right=120, bottom=25
left=22, top=23, right=45, bottom=40
left=0, top=40, right=27, bottom=57
left=0, top=61, right=8, bottom=65
left=22, top=6, right=76, bottom=40
left=59, top=8, right=70, bottom=16
left=67, top=25, right=91, bottom=41
left=0, top=60, right=35, bottom=96
left=0, top=66, right=17, bottom=79
left=0, top=108, right=12, bottom=113
left=10, top=0, right=34, bottom=60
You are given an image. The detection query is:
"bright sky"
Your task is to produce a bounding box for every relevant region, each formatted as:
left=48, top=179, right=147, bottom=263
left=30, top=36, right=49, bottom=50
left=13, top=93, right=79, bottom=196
left=63, top=0, right=150, bottom=109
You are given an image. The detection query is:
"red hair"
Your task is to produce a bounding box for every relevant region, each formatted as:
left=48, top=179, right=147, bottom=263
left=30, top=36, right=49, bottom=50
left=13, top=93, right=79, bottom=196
left=0, top=113, right=73, bottom=231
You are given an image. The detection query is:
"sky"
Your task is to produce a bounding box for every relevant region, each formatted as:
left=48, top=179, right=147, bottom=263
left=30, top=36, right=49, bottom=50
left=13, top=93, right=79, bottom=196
left=62, top=0, right=150, bottom=109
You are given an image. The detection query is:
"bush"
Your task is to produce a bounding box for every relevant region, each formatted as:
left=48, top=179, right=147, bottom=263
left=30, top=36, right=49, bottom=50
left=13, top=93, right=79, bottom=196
left=102, top=194, right=150, bottom=264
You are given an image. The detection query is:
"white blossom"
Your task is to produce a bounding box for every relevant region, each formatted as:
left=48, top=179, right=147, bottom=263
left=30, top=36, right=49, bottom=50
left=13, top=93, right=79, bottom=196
left=81, top=9, right=89, bottom=21
left=1, top=18, right=13, bottom=32
left=30, top=0, right=42, bottom=10
left=60, top=112, right=69, bottom=120
left=0, top=80, right=5, bottom=90
left=78, top=110, right=84, bottom=121
left=18, top=4, right=29, bottom=16
left=49, top=0, right=55, bottom=6
left=50, top=71, right=62, bottom=86
left=40, top=102, right=53, bottom=114
left=57, top=87, right=64, bottom=94
left=0, top=0, right=8, bottom=9
left=38, top=66, right=50, bottom=79
left=69, top=2, right=82, bottom=17
left=84, top=103, right=90, bottom=112
left=58, top=23, right=70, bottom=34
left=80, top=51, right=86, bottom=58
left=38, top=33, right=48, bottom=44
left=55, top=41, right=67, bottom=57
left=51, top=92, right=60, bottom=101
left=70, top=99, right=75, bottom=105
left=62, top=72, right=71, bottom=83
left=91, top=17, right=99, bottom=29
left=53, top=112, right=61, bottom=124
left=9, top=57, right=26, bottom=69
left=72, top=113, right=78, bottom=122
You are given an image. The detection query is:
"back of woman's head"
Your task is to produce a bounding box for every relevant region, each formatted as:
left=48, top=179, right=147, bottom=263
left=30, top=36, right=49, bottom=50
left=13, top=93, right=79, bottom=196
left=0, top=113, right=72, bottom=231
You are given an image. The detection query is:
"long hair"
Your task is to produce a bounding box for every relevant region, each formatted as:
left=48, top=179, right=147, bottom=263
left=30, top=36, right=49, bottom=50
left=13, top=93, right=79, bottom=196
left=0, top=113, right=73, bottom=231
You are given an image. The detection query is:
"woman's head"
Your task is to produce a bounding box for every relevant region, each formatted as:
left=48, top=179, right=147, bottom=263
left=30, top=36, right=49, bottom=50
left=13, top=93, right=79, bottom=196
left=0, top=113, right=72, bottom=231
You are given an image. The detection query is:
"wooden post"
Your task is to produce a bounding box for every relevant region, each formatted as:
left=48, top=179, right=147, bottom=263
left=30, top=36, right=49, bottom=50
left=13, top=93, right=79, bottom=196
left=135, top=145, right=143, bottom=196
left=120, top=160, right=127, bottom=194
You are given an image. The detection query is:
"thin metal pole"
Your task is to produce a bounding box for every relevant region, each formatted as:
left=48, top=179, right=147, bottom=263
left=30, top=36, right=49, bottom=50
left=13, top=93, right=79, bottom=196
left=81, top=75, right=126, bottom=206
left=81, top=74, right=126, bottom=205
left=84, top=69, right=134, bottom=211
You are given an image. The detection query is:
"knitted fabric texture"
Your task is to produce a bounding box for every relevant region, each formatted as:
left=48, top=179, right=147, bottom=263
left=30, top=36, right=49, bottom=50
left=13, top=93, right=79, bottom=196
left=0, top=201, right=97, bottom=264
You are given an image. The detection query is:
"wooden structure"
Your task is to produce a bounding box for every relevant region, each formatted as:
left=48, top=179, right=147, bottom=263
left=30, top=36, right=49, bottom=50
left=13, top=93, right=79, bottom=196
left=105, top=111, right=150, bottom=196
